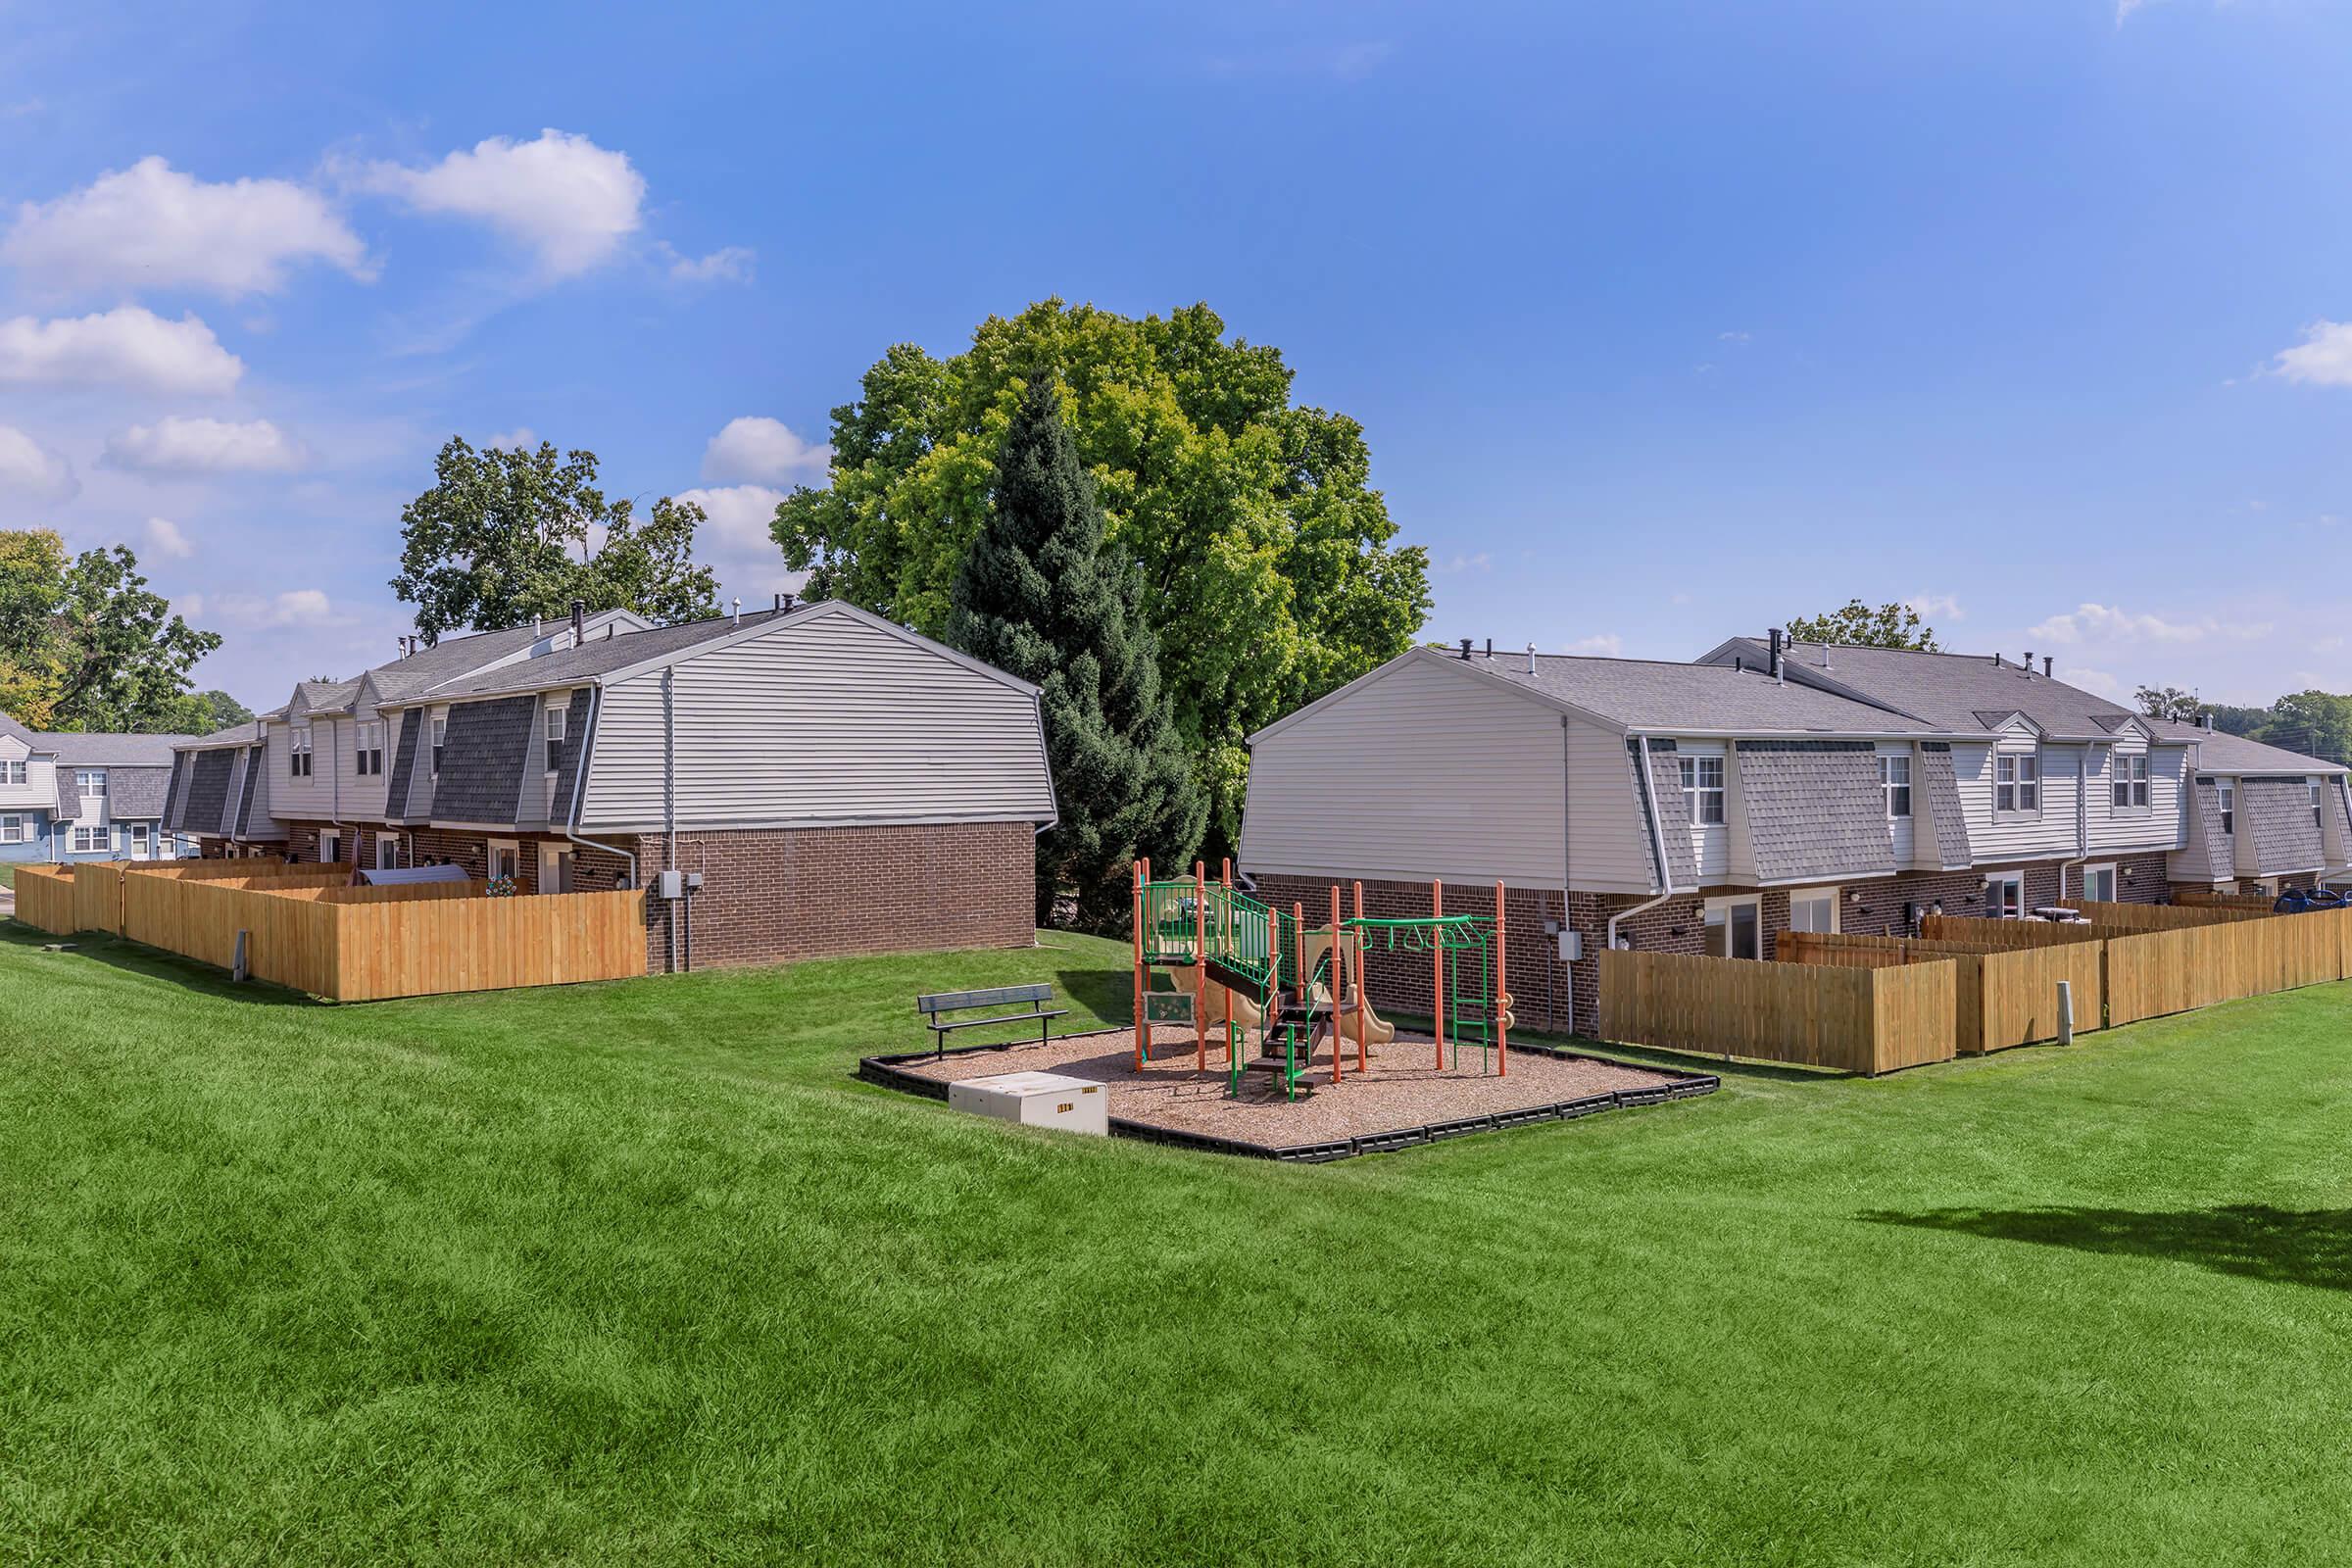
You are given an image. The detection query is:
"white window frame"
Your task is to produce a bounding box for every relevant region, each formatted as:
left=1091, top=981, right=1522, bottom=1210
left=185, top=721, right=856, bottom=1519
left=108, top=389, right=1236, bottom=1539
left=2313, top=780, right=2325, bottom=831
left=430, top=712, right=447, bottom=776
left=544, top=703, right=567, bottom=775
left=1878, top=754, right=1912, bottom=818
left=74, top=768, right=106, bottom=798
left=356, top=720, right=383, bottom=778
left=1, top=813, right=22, bottom=843
left=538, top=840, right=575, bottom=894
left=318, top=829, right=340, bottom=864
left=290, top=726, right=314, bottom=778
left=488, top=838, right=522, bottom=883
left=2112, top=752, right=2149, bottom=811
left=1995, top=751, right=2038, bottom=814
left=374, top=835, right=399, bottom=870
left=0, top=759, right=24, bottom=785
left=2217, top=779, right=2234, bottom=836
left=72, top=824, right=106, bottom=854
left=1985, top=872, right=2026, bottom=919
left=1702, top=894, right=1762, bottom=959
left=2082, top=862, right=2117, bottom=905
left=1678, top=754, right=1725, bottom=826
left=1788, top=887, right=1839, bottom=935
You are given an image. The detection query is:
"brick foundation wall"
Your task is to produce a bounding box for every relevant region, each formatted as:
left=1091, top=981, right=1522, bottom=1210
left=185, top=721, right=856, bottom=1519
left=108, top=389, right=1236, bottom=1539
left=640, top=820, right=1036, bottom=972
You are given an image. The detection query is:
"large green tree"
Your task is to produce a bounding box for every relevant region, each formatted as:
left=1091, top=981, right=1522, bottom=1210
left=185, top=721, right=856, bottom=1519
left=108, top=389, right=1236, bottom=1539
left=2257, top=690, right=2352, bottom=765
left=0, top=529, right=221, bottom=731
left=392, top=438, right=720, bottom=642
left=1784, top=599, right=1941, bottom=651
left=771, top=300, right=1431, bottom=851
left=949, top=377, right=1204, bottom=928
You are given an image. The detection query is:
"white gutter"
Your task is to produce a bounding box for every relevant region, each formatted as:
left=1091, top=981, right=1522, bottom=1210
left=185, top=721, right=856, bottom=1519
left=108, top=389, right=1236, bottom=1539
left=1608, top=735, right=1678, bottom=949
left=2058, top=745, right=2090, bottom=902
left=561, top=685, right=637, bottom=886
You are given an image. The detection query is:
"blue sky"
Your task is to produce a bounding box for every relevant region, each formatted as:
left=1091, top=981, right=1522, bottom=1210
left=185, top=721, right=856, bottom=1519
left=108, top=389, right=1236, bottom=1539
left=1, top=0, right=2347, bottom=711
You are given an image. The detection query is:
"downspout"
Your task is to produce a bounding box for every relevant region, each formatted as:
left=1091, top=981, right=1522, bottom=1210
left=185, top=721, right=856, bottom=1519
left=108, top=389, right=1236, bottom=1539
left=1561, top=717, right=1575, bottom=1030
left=663, top=667, right=678, bottom=973
left=1608, top=734, right=1678, bottom=949
left=561, top=685, right=638, bottom=887
left=324, top=716, right=346, bottom=866
left=2059, top=745, right=2090, bottom=903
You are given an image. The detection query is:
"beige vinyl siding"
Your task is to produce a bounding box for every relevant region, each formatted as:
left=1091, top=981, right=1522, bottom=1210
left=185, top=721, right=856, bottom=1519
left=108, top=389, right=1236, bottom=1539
left=1239, top=657, right=1578, bottom=888
left=344, top=697, right=390, bottom=822
left=2089, top=737, right=2182, bottom=853
left=578, top=612, right=1052, bottom=830
left=1956, top=739, right=2084, bottom=864
left=269, top=713, right=347, bottom=823
left=0, top=733, right=54, bottom=812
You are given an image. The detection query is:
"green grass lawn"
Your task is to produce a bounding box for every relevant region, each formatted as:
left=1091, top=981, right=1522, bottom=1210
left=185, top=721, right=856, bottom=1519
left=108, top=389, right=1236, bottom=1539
left=5, top=923, right=2350, bottom=1565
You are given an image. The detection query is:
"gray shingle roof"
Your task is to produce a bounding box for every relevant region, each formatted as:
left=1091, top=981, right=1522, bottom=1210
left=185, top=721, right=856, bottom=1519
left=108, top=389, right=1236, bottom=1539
left=2188, top=777, right=2231, bottom=877
left=294, top=679, right=362, bottom=715
left=2239, top=777, right=2325, bottom=874
left=1467, top=651, right=1938, bottom=735
left=1706, top=640, right=2145, bottom=739
left=1918, top=744, right=1975, bottom=868
left=2145, top=718, right=2347, bottom=776
left=432, top=695, right=536, bottom=821
left=33, top=732, right=194, bottom=765
left=419, top=608, right=799, bottom=702
left=106, top=766, right=172, bottom=819
left=182, top=748, right=235, bottom=833
left=1633, top=744, right=1699, bottom=886
left=1735, top=740, right=1897, bottom=883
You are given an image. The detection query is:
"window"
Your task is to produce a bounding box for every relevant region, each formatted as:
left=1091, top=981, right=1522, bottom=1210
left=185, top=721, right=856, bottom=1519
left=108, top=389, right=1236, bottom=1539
left=318, top=830, right=340, bottom=864
left=72, top=825, right=106, bottom=854
left=2112, top=753, right=2149, bottom=809
left=1703, top=895, right=1761, bottom=959
left=355, top=721, right=383, bottom=777
left=1985, top=872, right=2025, bottom=919
left=290, top=727, right=313, bottom=778
left=2314, top=780, right=2326, bottom=831
left=430, top=714, right=447, bottom=776
left=74, top=768, right=106, bottom=797
left=2082, top=863, right=2117, bottom=904
left=2218, top=780, right=2234, bottom=836
left=1995, top=752, right=2038, bottom=813
left=0, top=759, right=24, bottom=785
left=488, top=839, right=522, bottom=882
left=1, top=814, right=21, bottom=842
left=375, top=835, right=399, bottom=870
left=1678, top=755, right=1725, bottom=825
left=1789, top=888, right=1838, bottom=934
left=1878, top=755, right=1912, bottom=818
left=544, top=703, right=567, bottom=774
left=128, top=823, right=150, bottom=858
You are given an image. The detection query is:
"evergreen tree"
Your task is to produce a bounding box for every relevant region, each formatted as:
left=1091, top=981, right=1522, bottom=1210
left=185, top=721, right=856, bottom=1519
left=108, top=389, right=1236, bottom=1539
left=950, top=376, right=1205, bottom=929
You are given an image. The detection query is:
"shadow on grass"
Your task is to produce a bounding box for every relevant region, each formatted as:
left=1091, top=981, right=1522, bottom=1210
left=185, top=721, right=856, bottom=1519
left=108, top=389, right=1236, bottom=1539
left=1863, top=1204, right=2352, bottom=1293
left=1, top=921, right=321, bottom=1007
left=1054, top=965, right=1134, bottom=1024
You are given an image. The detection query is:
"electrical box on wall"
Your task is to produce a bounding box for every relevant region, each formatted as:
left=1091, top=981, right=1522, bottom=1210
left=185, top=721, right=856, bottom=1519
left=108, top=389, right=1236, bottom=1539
left=655, top=868, right=685, bottom=899
left=684, top=870, right=704, bottom=891
left=1558, top=930, right=1582, bottom=962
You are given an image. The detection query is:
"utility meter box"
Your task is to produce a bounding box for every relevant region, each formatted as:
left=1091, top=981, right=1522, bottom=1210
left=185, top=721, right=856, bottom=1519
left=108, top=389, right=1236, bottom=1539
left=948, top=1072, right=1109, bottom=1138
left=1558, top=930, right=1582, bottom=962
left=655, top=868, right=685, bottom=899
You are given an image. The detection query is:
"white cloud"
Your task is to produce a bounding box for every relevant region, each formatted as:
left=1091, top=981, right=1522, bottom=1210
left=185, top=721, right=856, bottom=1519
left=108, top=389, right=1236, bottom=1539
left=0, top=424, right=75, bottom=499
left=212, top=588, right=337, bottom=628
left=483, top=427, right=536, bottom=451
left=1431, top=552, right=1492, bottom=574
left=2271, top=320, right=2352, bottom=387
left=2, top=156, right=369, bottom=299
left=142, top=516, right=193, bottom=559
left=1565, top=633, right=1624, bottom=658
left=2026, top=603, right=2262, bottom=645
left=356, top=129, right=644, bottom=280
left=666, top=244, right=755, bottom=284
left=2311, top=635, right=2347, bottom=655
left=675, top=483, right=786, bottom=556
left=0, top=306, right=243, bottom=394
left=1905, top=593, right=1966, bottom=621
left=701, top=416, right=832, bottom=485
left=2061, top=667, right=2121, bottom=697
left=1718, top=329, right=1751, bottom=344
left=102, top=416, right=304, bottom=475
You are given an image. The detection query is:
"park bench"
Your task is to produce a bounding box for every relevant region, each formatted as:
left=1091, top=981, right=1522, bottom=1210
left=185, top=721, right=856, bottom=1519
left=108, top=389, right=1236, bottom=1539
left=915, top=984, right=1066, bottom=1057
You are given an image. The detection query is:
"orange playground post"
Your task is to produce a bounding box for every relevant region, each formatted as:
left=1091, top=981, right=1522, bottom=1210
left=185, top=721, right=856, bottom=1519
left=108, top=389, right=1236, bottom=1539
left=1133, top=857, right=1151, bottom=1068
left=1494, top=879, right=1509, bottom=1077
left=1194, top=861, right=1209, bottom=1071
left=1328, top=884, right=1345, bottom=1085
left=1431, top=878, right=1446, bottom=1070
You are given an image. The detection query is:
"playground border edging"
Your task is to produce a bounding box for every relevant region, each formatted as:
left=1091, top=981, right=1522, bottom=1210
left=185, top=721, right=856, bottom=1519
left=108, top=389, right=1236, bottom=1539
left=855, top=1027, right=1720, bottom=1164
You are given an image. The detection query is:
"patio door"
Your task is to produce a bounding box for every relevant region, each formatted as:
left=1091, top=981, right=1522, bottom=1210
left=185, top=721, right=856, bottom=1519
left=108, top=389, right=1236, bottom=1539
left=128, top=822, right=150, bottom=860
left=538, top=841, right=574, bottom=894
left=1704, top=895, right=1761, bottom=959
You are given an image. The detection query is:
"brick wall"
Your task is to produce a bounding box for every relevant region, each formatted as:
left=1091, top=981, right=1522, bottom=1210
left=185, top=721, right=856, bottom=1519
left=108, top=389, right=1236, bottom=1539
left=641, top=820, right=1036, bottom=972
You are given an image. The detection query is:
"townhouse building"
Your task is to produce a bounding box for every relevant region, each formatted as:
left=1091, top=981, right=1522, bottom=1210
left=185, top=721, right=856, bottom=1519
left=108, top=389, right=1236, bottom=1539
left=0, top=713, right=193, bottom=862
left=166, top=599, right=1055, bottom=970
left=1237, top=635, right=2351, bottom=1038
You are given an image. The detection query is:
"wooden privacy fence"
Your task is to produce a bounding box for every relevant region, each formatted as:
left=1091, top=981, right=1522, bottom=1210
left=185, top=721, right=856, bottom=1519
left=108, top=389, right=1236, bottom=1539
left=2058, top=899, right=2271, bottom=930
left=1921, top=914, right=2102, bottom=951
left=1598, top=949, right=1956, bottom=1075
left=15, top=864, right=646, bottom=1001
left=2174, top=889, right=2297, bottom=912
left=1780, top=930, right=2100, bottom=1055
left=73, top=859, right=350, bottom=936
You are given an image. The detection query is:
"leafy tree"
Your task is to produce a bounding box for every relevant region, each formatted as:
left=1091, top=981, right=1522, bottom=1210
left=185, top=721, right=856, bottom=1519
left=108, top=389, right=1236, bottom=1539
left=392, top=438, right=720, bottom=642
left=2256, top=690, right=2352, bottom=765
left=2135, top=684, right=2204, bottom=723
left=156, top=688, right=255, bottom=735
left=1784, top=599, right=1941, bottom=651
left=0, top=529, right=221, bottom=731
left=948, top=377, right=1205, bottom=929
left=2202, top=702, right=2274, bottom=738
left=772, top=300, right=1431, bottom=852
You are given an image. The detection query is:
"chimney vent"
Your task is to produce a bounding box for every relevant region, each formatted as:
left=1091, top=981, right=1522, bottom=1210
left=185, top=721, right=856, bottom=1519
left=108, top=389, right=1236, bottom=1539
left=1484, top=637, right=1493, bottom=660
left=569, top=598, right=586, bottom=648
left=2022, top=650, right=2032, bottom=677
left=1526, top=641, right=1537, bottom=674
left=2042, top=656, right=2053, bottom=678
left=1991, top=652, right=2002, bottom=666
left=731, top=597, right=743, bottom=627
left=1768, top=627, right=1785, bottom=681
left=782, top=592, right=796, bottom=612
left=1458, top=637, right=1472, bottom=661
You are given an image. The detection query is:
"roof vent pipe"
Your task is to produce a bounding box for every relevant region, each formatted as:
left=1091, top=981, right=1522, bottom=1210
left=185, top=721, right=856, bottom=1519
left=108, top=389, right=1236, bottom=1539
left=1526, top=642, right=1537, bottom=674
left=2203, top=711, right=2214, bottom=731
left=782, top=592, right=796, bottom=612
left=1484, top=637, right=1493, bottom=660
left=731, top=597, right=743, bottom=626
left=2023, top=650, right=2033, bottom=677
left=1768, top=627, right=1784, bottom=681
left=569, top=598, right=586, bottom=648
left=2043, top=656, right=2054, bottom=678
left=1458, top=637, right=1472, bottom=661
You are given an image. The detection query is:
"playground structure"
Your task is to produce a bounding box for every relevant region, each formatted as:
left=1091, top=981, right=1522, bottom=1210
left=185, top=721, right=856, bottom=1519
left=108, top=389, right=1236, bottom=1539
left=1132, top=858, right=1513, bottom=1101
